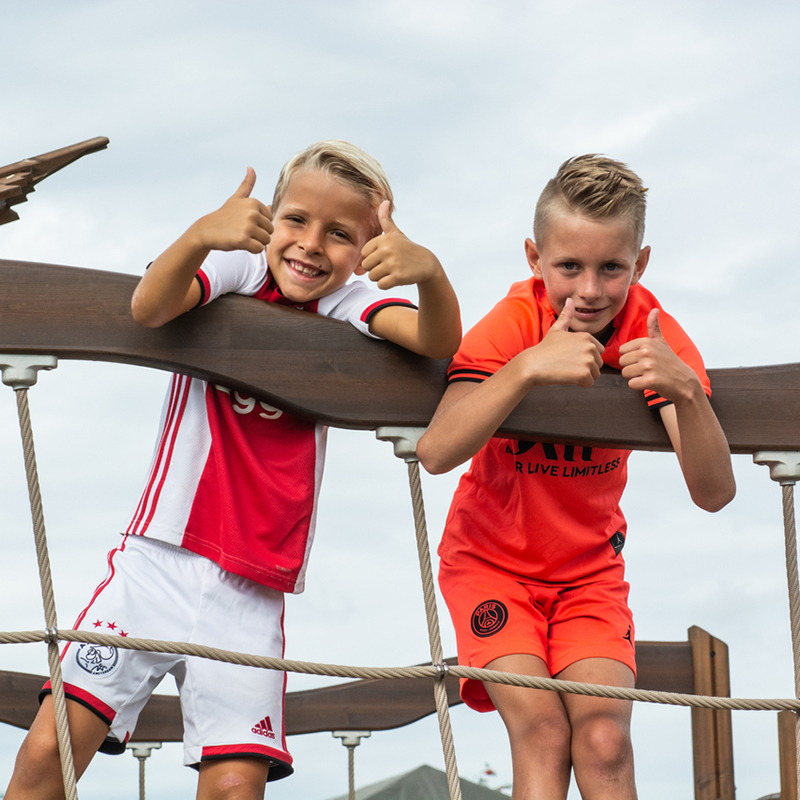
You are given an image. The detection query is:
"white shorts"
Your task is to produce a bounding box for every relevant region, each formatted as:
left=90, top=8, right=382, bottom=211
left=52, top=534, right=292, bottom=779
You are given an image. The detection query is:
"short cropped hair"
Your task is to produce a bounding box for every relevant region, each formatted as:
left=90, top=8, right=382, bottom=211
left=534, top=154, right=648, bottom=249
left=272, top=140, right=394, bottom=237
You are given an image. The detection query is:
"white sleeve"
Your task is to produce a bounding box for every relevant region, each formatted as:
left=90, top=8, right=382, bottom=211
left=196, top=250, right=269, bottom=303
left=317, top=279, right=417, bottom=339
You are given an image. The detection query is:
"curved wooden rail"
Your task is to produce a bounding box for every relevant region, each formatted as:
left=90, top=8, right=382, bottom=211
left=0, top=642, right=701, bottom=740
left=1, top=259, right=798, bottom=453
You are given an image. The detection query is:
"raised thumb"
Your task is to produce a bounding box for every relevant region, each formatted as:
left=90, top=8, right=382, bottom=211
left=647, top=307, right=665, bottom=341
left=378, top=200, right=400, bottom=234
left=233, top=167, right=256, bottom=199
left=552, top=298, right=575, bottom=331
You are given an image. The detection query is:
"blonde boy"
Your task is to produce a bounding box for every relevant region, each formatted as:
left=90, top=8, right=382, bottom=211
left=418, top=155, right=734, bottom=799
left=7, top=141, right=460, bottom=800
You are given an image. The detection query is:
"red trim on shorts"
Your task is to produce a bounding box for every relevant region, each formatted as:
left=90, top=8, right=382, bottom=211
left=40, top=681, right=118, bottom=724
left=63, top=538, right=129, bottom=659
left=202, top=744, right=291, bottom=762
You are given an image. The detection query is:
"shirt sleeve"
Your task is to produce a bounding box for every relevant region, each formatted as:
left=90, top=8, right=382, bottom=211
left=195, top=250, right=269, bottom=305
left=447, top=287, right=538, bottom=384
left=318, top=279, right=417, bottom=339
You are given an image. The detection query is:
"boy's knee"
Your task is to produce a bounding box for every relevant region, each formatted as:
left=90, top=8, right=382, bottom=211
left=509, top=708, right=572, bottom=755
left=198, top=758, right=269, bottom=800
left=574, top=715, right=632, bottom=772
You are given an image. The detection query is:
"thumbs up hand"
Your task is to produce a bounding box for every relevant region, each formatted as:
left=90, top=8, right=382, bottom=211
left=619, top=308, right=696, bottom=400
left=360, top=201, right=445, bottom=290
left=523, top=299, right=605, bottom=388
left=195, top=167, right=273, bottom=254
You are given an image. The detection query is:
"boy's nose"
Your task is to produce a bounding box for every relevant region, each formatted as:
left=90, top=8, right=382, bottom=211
left=578, top=272, right=602, bottom=299
left=299, top=227, right=323, bottom=253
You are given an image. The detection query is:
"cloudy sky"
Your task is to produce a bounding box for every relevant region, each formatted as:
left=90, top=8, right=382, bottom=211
left=1, top=1, right=799, bottom=798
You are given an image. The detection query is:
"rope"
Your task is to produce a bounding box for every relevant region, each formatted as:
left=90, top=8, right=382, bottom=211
left=780, top=482, right=800, bottom=798
left=7, top=374, right=800, bottom=799
left=406, top=460, right=462, bottom=800
left=347, top=745, right=355, bottom=800
left=15, top=388, right=78, bottom=800
left=3, top=628, right=800, bottom=712
left=137, top=755, right=146, bottom=800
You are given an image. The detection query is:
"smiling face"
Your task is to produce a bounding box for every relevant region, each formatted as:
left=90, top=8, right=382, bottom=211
left=525, top=210, right=650, bottom=336
left=267, top=170, right=376, bottom=304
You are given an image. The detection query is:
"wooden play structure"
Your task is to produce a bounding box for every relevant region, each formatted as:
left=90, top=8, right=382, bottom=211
left=1, top=140, right=799, bottom=799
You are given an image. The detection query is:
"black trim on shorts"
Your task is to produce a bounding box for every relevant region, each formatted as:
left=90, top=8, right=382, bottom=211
left=39, top=686, right=126, bottom=755
left=193, top=273, right=206, bottom=308
left=194, top=751, right=294, bottom=782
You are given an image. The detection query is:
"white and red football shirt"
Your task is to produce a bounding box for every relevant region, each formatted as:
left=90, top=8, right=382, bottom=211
left=125, top=249, right=414, bottom=593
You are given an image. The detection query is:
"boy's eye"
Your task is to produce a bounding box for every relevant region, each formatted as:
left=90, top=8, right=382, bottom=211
left=561, top=262, right=579, bottom=271
left=603, top=262, right=621, bottom=273
left=331, top=230, right=352, bottom=242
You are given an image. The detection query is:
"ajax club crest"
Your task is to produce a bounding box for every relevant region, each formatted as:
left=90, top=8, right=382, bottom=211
left=76, top=643, right=120, bottom=677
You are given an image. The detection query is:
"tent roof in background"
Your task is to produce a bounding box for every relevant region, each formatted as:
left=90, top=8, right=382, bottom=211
left=326, top=764, right=510, bottom=800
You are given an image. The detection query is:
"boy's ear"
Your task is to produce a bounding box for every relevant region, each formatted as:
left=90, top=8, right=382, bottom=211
left=354, top=263, right=366, bottom=277
left=631, top=245, right=651, bottom=285
left=524, top=238, right=542, bottom=278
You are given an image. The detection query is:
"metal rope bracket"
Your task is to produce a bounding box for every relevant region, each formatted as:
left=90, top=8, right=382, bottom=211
left=375, top=426, right=425, bottom=463
left=754, top=451, right=800, bottom=486
left=0, top=354, right=58, bottom=388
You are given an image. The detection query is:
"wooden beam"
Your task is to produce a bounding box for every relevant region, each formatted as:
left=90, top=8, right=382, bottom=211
left=0, top=139, right=109, bottom=225
left=778, top=710, right=797, bottom=800
left=1, top=260, right=798, bottom=453
left=689, top=626, right=735, bottom=800
left=0, top=638, right=714, bottom=742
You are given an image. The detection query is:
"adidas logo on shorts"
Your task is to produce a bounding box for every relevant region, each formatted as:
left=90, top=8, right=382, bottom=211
left=252, top=716, right=276, bottom=740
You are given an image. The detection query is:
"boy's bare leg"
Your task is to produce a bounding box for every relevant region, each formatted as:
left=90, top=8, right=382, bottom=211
left=197, top=758, right=269, bottom=800
left=558, top=658, right=637, bottom=800
left=483, top=654, right=572, bottom=800
left=5, top=695, right=110, bottom=800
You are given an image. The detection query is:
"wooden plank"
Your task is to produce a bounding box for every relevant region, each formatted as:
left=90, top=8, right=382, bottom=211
left=0, top=639, right=711, bottom=741
left=634, top=641, right=694, bottom=694
left=778, top=710, right=797, bottom=800
left=0, top=139, right=109, bottom=225
left=689, top=626, right=735, bottom=800
left=1, top=260, right=798, bottom=453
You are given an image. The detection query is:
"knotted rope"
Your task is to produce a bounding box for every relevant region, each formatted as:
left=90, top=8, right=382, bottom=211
left=14, top=387, right=78, bottom=800
left=5, top=362, right=800, bottom=800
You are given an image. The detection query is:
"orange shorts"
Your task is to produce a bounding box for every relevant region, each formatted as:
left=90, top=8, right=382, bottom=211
left=439, top=557, right=636, bottom=712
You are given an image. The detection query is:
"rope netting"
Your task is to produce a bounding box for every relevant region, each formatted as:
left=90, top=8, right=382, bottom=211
left=3, top=361, right=800, bottom=800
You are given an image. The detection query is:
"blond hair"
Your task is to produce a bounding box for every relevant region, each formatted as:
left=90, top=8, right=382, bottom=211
left=534, top=154, right=648, bottom=248
left=272, top=140, right=393, bottom=237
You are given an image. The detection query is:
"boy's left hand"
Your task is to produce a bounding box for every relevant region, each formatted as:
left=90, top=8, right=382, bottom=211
left=619, top=309, right=699, bottom=403
left=360, top=201, right=444, bottom=290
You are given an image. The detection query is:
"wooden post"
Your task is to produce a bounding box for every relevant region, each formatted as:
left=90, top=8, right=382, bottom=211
left=689, top=626, right=735, bottom=799
left=778, top=710, right=797, bottom=800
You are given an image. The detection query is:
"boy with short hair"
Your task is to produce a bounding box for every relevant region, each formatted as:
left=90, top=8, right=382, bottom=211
left=417, top=155, right=734, bottom=799
left=7, top=140, right=461, bottom=800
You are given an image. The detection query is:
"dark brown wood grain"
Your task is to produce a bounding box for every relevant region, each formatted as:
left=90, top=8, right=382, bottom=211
left=1, top=259, right=798, bottom=452
left=0, top=640, right=702, bottom=740
left=0, top=139, right=109, bottom=226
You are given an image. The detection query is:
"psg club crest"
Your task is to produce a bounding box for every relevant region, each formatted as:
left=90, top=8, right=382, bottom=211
left=471, top=600, right=508, bottom=637
left=75, top=643, right=120, bottom=677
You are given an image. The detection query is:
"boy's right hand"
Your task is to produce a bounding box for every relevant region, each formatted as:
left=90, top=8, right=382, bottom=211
left=194, top=168, right=273, bottom=254
left=525, top=299, right=604, bottom=387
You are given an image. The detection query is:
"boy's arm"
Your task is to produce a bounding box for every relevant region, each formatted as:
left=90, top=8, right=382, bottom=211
left=417, top=301, right=604, bottom=474
left=360, top=202, right=461, bottom=359
left=619, top=309, right=736, bottom=512
left=131, top=168, right=273, bottom=328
